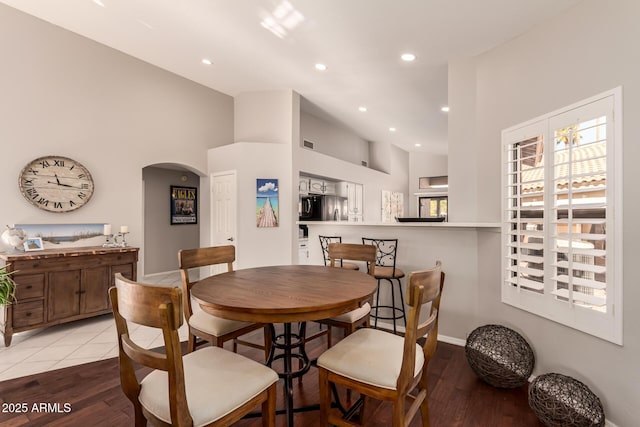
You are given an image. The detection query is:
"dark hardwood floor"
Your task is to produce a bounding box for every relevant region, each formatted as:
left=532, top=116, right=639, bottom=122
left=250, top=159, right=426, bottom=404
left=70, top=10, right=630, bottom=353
left=0, top=325, right=543, bottom=426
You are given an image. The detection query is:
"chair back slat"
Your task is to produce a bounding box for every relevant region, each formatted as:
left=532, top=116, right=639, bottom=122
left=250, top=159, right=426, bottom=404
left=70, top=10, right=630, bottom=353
left=397, top=261, right=444, bottom=392
left=178, top=245, right=235, bottom=321
left=178, top=245, right=235, bottom=271
left=113, top=273, right=183, bottom=329
left=328, top=243, right=376, bottom=275
left=122, top=335, right=169, bottom=371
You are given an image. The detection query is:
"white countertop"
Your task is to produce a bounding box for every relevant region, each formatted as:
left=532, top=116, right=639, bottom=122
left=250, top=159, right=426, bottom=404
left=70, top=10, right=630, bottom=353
left=298, top=220, right=501, bottom=229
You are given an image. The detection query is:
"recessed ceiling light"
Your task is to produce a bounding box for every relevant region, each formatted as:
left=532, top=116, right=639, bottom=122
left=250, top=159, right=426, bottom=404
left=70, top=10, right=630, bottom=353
left=93, top=0, right=105, bottom=7
left=401, top=53, right=416, bottom=62
left=441, top=106, right=450, bottom=112
left=358, top=106, right=367, bottom=112
left=389, top=127, right=397, bottom=132
left=414, top=143, right=422, bottom=147
left=201, top=58, right=213, bottom=65
left=315, top=63, right=327, bottom=71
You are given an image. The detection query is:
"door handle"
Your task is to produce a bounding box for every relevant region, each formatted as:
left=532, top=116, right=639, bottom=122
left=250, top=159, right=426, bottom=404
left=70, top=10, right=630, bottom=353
left=227, top=237, right=234, bottom=242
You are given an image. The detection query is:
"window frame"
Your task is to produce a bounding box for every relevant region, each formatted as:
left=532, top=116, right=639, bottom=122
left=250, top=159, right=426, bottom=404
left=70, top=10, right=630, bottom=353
left=501, top=87, right=623, bottom=345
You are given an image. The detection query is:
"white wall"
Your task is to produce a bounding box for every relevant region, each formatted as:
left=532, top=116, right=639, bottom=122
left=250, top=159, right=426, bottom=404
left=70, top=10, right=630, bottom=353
left=0, top=4, right=234, bottom=277
left=449, top=0, right=640, bottom=424
left=300, top=111, right=369, bottom=166
left=234, top=91, right=294, bottom=144
left=408, top=152, right=448, bottom=217
left=208, top=143, right=293, bottom=269
left=447, top=56, right=478, bottom=223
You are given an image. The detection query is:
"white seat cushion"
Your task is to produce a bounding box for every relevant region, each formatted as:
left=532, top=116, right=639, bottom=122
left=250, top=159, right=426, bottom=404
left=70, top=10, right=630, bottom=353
left=329, top=302, right=371, bottom=323
left=317, top=327, right=424, bottom=390
left=189, top=309, right=253, bottom=336
left=139, top=346, right=278, bottom=427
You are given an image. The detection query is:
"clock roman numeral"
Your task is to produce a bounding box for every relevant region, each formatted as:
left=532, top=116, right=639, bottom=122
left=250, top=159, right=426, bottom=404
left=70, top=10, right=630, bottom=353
left=26, top=188, right=38, bottom=197
left=39, top=160, right=51, bottom=168
left=78, top=192, right=87, bottom=199
left=53, top=159, right=65, bottom=167
left=69, top=200, right=76, bottom=207
left=36, top=197, right=49, bottom=206
left=80, top=183, right=89, bottom=189
left=22, top=178, right=34, bottom=186
left=54, top=202, right=63, bottom=209
left=69, top=164, right=75, bottom=171
left=27, top=168, right=39, bottom=175
left=78, top=174, right=86, bottom=179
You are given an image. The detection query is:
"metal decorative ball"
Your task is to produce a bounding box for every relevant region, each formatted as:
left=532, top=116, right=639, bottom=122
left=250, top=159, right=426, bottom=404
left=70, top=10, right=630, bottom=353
left=465, top=324, right=535, bottom=388
left=528, top=373, right=605, bottom=427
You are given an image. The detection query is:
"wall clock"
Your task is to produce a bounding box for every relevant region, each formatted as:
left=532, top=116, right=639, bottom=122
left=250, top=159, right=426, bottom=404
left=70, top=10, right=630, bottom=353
left=18, top=155, right=95, bottom=213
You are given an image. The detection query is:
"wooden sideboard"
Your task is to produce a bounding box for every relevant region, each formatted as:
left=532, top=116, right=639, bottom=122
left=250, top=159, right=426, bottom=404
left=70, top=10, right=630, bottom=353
left=0, top=246, right=139, bottom=346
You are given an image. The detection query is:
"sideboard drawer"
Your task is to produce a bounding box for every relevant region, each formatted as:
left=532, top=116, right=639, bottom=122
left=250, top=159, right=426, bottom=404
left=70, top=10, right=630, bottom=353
left=14, top=274, right=45, bottom=300
left=12, top=301, right=45, bottom=328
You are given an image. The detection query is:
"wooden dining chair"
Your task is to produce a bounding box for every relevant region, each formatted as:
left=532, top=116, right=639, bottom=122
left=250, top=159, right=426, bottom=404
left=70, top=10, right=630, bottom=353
left=319, top=236, right=360, bottom=270
left=178, top=245, right=271, bottom=358
left=317, top=261, right=445, bottom=427
left=110, top=273, right=278, bottom=427
left=313, top=242, right=376, bottom=348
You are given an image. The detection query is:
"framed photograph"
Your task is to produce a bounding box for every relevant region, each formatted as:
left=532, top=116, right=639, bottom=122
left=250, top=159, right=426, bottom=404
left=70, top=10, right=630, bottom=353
left=256, top=179, right=279, bottom=228
left=170, top=186, right=198, bottom=225
left=24, top=237, right=44, bottom=252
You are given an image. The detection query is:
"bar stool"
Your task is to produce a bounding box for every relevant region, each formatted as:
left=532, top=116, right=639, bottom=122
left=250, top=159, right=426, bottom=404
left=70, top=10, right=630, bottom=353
left=318, top=236, right=359, bottom=270
left=362, top=237, right=406, bottom=334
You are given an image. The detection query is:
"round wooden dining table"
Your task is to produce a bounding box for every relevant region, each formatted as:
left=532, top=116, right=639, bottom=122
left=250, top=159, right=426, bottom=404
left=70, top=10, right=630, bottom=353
left=191, top=264, right=377, bottom=427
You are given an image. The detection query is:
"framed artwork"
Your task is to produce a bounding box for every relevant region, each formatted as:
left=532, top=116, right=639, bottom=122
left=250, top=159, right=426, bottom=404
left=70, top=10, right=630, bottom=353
left=171, top=186, right=197, bottom=225
left=16, top=223, right=105, bottom=249
left=256, top=179, right=279, bottom=227
left=24, top=237, right=44, bottom=252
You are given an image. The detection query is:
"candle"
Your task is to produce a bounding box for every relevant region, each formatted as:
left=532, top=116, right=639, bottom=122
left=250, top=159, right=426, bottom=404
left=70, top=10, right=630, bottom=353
left=120, top=225, right=128, bottom=233
left=103, top=224, right=112, bottom=235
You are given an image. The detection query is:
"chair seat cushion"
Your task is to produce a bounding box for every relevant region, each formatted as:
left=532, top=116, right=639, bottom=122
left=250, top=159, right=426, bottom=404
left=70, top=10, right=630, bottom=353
left=189, top=309, right=254, bottom=336
left=374, top=266, right=405, bottom=279
left=317, top=328, right=424, bottom=390
left=330, top=302, right=371, bottom=323
left=139, top=346, right=278, bottom=426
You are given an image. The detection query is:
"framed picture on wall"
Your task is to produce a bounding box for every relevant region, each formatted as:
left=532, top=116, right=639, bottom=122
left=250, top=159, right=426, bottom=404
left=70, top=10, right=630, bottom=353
left=170, top=186, right=197, bottom=225
left=256, top=179, right=279, bottom=227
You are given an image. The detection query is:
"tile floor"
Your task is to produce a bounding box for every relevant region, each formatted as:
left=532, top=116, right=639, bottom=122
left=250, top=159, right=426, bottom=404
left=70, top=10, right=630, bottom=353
left=0, top=272, right=188, bottom=382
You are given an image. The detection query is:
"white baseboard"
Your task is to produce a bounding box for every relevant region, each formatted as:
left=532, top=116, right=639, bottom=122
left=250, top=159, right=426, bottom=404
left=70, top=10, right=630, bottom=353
left=142, top=269, right=180, bottom=278
left=374, top=321, right=466, bottom=347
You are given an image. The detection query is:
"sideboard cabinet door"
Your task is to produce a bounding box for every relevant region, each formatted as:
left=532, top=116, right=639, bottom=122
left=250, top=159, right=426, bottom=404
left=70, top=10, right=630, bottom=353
left=81, top=266, right=111, bottom=314
left=47, top=270, right=81, bottom=322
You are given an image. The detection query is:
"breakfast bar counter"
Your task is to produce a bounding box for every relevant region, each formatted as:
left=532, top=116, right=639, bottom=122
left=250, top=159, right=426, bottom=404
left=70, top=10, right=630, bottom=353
left=298, top=221, right=500, bottom=342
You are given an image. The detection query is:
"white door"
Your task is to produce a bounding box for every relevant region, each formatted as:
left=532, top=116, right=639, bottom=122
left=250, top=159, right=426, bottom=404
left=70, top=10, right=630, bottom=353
left=211, top=172, right=237, bottom=273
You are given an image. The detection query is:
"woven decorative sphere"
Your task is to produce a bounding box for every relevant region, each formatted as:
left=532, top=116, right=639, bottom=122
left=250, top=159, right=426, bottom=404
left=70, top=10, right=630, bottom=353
left=465, top=324, right=534, bottom=388
left=528, top=373, right=605, bottom=427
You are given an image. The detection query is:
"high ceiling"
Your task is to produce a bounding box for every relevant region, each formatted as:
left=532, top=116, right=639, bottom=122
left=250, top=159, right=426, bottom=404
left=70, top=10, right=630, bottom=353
left=1, top=0, right=582, bottom=154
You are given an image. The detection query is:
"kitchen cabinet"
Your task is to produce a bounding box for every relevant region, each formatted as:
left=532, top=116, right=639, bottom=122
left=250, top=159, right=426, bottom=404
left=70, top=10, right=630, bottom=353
left=308, top=178, right=336, bottom=195
left=1, top=246, right=138, bottom=346
left=298, top=177, right=310, bottom=194
left=298, top=239, right=310, bottom=265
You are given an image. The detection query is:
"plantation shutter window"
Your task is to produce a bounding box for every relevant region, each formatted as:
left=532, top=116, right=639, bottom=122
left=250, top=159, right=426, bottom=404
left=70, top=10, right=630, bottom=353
left=501, top=88, right=622, bottom=345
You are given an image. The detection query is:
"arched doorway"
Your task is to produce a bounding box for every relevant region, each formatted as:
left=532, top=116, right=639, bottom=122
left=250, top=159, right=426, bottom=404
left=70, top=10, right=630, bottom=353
left=142, top=163, right=207, bottom=277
